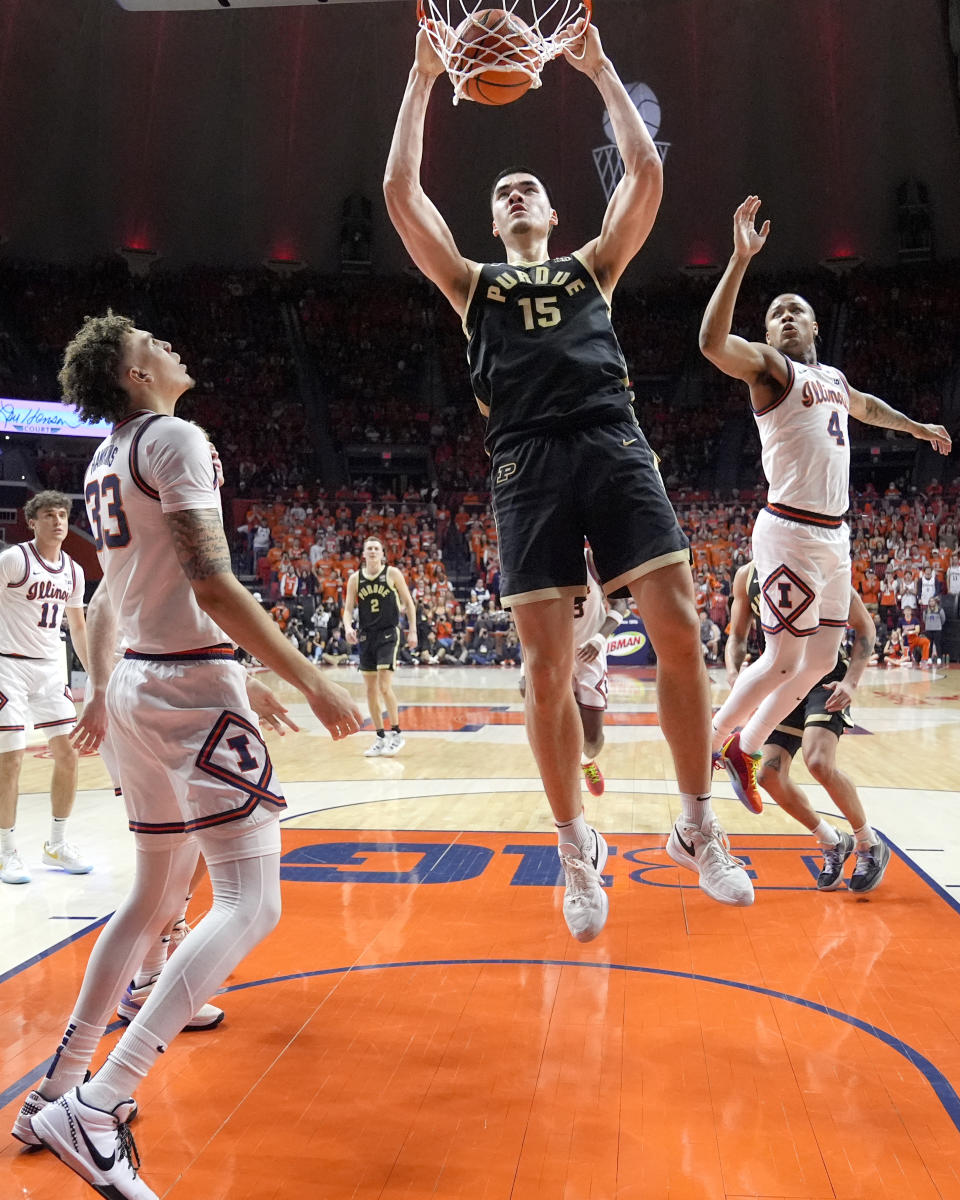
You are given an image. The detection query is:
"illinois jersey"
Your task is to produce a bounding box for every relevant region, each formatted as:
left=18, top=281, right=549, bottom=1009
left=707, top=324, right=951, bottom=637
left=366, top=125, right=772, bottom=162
left=755, top=355, right=851, bottom=518
left=84, top=412, right=227, bottom=654
left=0, top=541, right=84, bottom=659
left=464, top=251, right=634, bottom=453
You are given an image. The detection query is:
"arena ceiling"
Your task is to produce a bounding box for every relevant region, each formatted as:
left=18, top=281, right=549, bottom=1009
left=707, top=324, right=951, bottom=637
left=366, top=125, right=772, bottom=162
left=1, top=0, right=958, bottom=273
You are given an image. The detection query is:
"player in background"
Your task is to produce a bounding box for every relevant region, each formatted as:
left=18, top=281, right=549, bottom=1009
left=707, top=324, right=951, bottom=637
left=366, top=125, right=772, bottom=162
left=0, top=491, right=90, bottom=884
left=701, top=196, right=951, bottom=813
left=386, top=22, right=754, bottom=939
left=15, top=312, right=362, bottom=1200
left=343, top=536, right=418, bottom=757
left=520, top=546, right=629, bottom=795
left=726, top=562, right=889, bottom=891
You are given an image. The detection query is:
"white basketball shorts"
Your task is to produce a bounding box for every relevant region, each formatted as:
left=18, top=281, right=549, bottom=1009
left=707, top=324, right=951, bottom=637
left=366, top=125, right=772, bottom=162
left=752, top=507, right=851, bottom=637
left=0, top=654, right=75, bottom=751
left=105, top=649, right=285, bottom=858
left=572, top=645, right=609, bottom=711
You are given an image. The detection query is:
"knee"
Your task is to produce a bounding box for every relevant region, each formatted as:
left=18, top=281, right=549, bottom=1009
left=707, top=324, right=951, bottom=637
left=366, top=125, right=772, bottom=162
left=804, top=749, right=834, bottom=784
left=49, top=737, right=79, bottom=767
left=524, top=655, right=571, bottom=699
left=756, top=759, right=784, bottom=797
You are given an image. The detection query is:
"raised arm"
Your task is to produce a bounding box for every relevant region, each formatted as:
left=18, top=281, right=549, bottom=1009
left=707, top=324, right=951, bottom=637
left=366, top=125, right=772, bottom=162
left=164, top=509, right=362, bottom=739
left=383, top=26, right=476, bottom=316
left=699, top=197, right=787, bottom=400
left=563, top=25, right=661, bottom=293
left=846, top=385, right=952, bottom=455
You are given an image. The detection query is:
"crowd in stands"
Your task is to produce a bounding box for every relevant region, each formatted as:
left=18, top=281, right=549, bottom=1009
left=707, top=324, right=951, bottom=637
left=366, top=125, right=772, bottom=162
left=2, top=255, right=959, bottom=674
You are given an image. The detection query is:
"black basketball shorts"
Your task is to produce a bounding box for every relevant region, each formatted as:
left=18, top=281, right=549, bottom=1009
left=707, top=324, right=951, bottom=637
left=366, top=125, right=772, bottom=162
left=765, top=681, right=854, bottom=757
left=490, top=420, right=690, bottom=606
left=358, top=626, right=400, bottom=673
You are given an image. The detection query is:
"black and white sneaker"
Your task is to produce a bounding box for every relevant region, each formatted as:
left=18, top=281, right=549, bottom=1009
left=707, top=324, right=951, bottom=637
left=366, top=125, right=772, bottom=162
left=30, top=1087, right=155, bottom=1198
left=849, top=839, right=891, bottom=894
left=559, top=826, right=609, bottom=943
left=817, top=830, right=855, bottom=890
left=666, top=820, right=754, bottom=907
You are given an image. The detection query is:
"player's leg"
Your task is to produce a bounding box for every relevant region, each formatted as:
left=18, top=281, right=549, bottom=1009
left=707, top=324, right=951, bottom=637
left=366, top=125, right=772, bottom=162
left=573, top=650, right=607, bottom=796
left=0, top=745, right=28, bottom=884
left=42, top=733, right=91, bottom=874
left=361, top=669, right=388, bottom=756
left=759, top=726, right=853, bottom=890
left=379, top=631, right=405, bottom=754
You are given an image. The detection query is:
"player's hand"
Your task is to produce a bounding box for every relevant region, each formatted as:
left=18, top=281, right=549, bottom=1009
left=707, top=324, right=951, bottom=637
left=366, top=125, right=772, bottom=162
left=344, top=626, right=358, bottom=645
left=305, top=678, right=364, bottom=740
left=576, top=633, right=605, bottom=663
left=914, top=423, right=952, bottom=455
left=71, top=691, right=108, bottom=753
left=823, top=679, right=854, bottom=712
left=732, top=196, right=770, bottom=260
left=415, top=21, right=450, bottom=78
left=245, top=676, right=299, bottom=735
left=406, top=630, right=419, bottom=650
left=559, top=20, right=607, bottom=74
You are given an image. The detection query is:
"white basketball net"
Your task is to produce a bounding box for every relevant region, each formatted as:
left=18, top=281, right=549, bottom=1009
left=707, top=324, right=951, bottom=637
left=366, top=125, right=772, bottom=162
left=418, top=0, right=593, bottom=105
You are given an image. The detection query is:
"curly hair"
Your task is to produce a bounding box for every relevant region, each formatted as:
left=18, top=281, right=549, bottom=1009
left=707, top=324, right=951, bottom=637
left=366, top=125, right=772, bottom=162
left=58, top=310, right=135, bottom=424
left=25, top=490, right=72, bottom=522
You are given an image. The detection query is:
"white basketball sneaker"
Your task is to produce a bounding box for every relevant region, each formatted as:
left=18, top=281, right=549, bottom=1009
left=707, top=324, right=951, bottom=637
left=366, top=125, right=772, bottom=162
left=30, top=1088, right=155, bottom=1199
left=1, top=849, right=30, bottom=884
left=666, top=820, right=754, bottom=907
left=12, top=1077, right=138, bottom=1148
left=559, top=826, right=609, bottom=943
left=363, top=735, right=388, bottom=757
left=42, top=841, right=93, bottom=874
left=382, top=731, right=405, bottom=756
left=117, top=976, right=224, bottom=1031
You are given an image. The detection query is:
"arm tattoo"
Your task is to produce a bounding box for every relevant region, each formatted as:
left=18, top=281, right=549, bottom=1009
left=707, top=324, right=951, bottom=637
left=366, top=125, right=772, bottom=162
left=861, top=393, right=913, bottom=432
left=850, top=629, right=872, bottom=666
left=164, top=509, right=233, bottom=580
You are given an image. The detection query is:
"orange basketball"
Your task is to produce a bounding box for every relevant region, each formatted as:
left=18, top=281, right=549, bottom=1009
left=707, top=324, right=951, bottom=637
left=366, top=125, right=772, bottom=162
left=451, top=8, right=538, bottom=106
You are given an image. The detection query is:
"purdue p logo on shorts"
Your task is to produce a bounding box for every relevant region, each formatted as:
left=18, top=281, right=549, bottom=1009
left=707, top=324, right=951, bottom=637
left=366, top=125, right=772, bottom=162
left=495, top=462, right=518, bottom=485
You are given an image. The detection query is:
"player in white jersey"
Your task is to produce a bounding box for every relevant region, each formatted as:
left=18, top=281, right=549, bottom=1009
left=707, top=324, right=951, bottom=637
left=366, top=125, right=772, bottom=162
left=0, top=490, right=91, bottom=885
left=16, top=312, right=363, bottom=1200
left=700, top=196, right=951, bottom=812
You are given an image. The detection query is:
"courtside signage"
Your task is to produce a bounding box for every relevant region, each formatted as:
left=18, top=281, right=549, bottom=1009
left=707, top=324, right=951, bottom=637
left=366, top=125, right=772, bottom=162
left=0, top=399, right=111, bottom=439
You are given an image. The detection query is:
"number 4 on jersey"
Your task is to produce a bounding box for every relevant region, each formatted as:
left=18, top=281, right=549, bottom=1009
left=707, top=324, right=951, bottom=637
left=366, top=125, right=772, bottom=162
left=827, top=411, right=845, bottom=446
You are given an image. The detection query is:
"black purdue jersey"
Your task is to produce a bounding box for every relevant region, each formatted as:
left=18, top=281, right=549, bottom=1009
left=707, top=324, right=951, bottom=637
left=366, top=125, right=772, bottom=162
left=464, top=251, right=635, bottom=454
left=356, top=566, right=400, bottom=633
left=746, top=562, right=849, bottom=684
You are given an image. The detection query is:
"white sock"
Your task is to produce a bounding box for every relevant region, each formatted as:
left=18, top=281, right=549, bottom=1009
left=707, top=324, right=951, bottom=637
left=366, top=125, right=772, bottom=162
left=679, top=793, right=714, bottom=829
left=41, top=1017, right=105, bottom=1099
left=710, top=719, right=725, bottom=754
left=49, top=816, right=68, bottom=847
left=852, top=823, right=877, bottom=849
left=580, top=752, right=593, bottom=766
left=134, top=935, right=171, bottom=987
left=556, top=812, right=591, bottom=854
left=1, top=826, right=15, bottom=856
left=81, top=1023, right=163, bottom=1111
left=813, top=820, right=839, bottom=847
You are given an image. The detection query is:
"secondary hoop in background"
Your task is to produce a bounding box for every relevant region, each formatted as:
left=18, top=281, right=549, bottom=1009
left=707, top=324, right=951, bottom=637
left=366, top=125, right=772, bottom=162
left=592, top=140, right=670, bottom=204
left=417, top=0, right=593, bottom=105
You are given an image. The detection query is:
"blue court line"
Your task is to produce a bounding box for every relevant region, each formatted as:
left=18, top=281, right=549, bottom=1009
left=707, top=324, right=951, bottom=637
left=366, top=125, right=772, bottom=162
left=5, top=956, right=960, bottom=1136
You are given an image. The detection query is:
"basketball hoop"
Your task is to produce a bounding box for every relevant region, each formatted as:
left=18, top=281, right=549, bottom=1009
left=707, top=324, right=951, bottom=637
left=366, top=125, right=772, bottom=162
left=592, top=141, right=670, bottom=203
left=418, top=0, right=593, bottom=105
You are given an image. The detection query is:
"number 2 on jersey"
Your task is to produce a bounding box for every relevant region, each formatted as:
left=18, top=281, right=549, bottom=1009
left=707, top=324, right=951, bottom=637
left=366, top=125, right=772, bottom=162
left=85, top=473, right=132, bottom=551
left=826, top=411, right=845, bottom=446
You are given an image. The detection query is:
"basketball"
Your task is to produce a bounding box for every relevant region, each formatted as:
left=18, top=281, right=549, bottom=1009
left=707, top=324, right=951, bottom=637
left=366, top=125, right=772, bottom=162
left=451, top=8, right=538, bottom=106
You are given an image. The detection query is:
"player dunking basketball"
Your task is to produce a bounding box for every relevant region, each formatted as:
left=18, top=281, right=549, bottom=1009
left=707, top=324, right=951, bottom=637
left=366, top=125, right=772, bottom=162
left=701, top=196, right=951, bottom=811
left=385, top=21, right=754, bottom=940
left=15, top=313, right=362, bottom=1199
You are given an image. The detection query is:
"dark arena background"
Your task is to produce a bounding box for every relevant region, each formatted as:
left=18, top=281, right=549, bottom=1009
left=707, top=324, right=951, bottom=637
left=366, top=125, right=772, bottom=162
left=2, top=2, right=960, bottom=1198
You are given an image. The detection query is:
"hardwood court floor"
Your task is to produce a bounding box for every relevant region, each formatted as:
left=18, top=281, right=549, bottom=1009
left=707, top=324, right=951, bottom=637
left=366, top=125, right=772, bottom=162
left=3, top=663, right=960, bottom=1199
